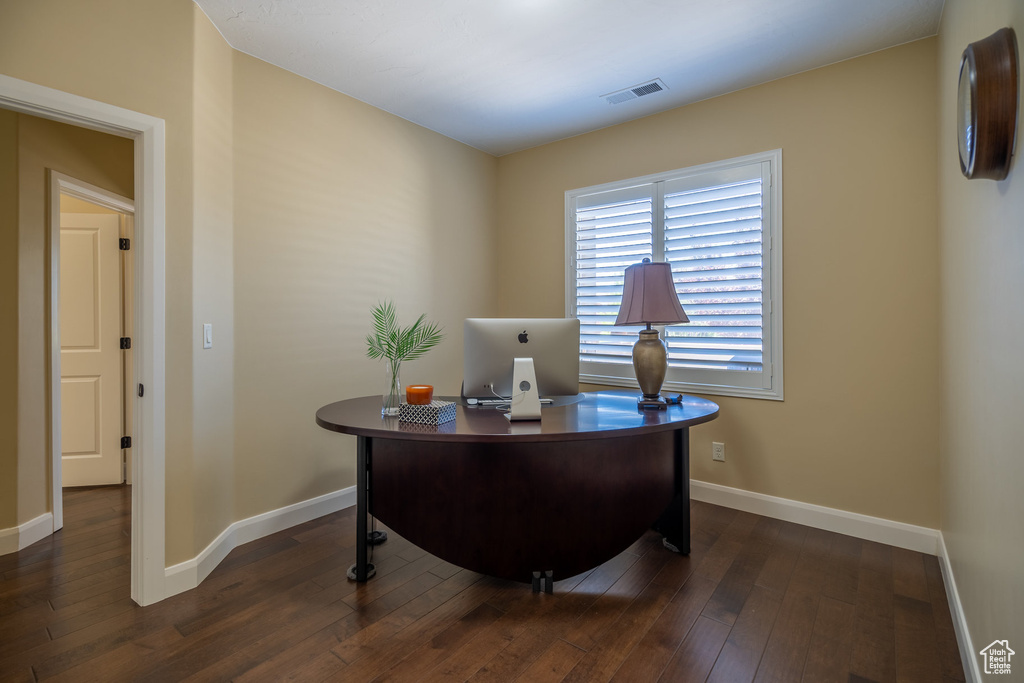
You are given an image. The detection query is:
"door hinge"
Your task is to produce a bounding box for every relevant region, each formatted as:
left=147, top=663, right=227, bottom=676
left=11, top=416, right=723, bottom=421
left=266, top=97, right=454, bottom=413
left=121, top=436, right=132, bottom=449
left=119, top=238, right=130, bottom=251
left=120, top=337, right=131, bottom=349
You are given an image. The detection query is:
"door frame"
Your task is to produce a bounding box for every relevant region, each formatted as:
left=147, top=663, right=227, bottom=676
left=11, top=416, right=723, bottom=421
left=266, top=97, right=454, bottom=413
left=50, top=173, right=134, bottom=492
left=0, top=74, right=167, bottom=606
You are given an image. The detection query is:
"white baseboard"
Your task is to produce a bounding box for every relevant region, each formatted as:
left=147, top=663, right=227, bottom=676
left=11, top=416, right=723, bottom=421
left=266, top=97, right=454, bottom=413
left=164, top=486, right=356, bottom=599
left=689, top=480, right=941, bottom=555
left=0, top=513, right=54, bottom=556
left=938, top=534, right=981, bottom=683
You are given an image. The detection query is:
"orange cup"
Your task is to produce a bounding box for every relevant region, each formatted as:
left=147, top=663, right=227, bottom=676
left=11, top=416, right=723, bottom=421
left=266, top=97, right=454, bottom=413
left=406, top=385, right=433, bottom=405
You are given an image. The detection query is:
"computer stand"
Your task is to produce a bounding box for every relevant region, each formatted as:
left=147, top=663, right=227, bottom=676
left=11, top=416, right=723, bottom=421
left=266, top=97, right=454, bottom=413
left=506, top=358, right=542, bottom=421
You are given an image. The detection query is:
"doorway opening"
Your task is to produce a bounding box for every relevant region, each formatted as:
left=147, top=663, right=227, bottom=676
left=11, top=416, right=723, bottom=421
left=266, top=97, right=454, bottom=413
left=0, top=74, right=167, bottom=605
left=53, top=176, right=135, bottom=492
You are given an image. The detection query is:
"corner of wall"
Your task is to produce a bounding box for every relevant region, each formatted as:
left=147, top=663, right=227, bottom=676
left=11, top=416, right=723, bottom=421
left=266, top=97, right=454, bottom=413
left=190, top=3, right=237, bottom=560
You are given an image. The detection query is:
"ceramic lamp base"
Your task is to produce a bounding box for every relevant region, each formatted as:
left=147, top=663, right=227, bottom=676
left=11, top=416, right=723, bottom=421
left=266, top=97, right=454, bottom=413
left=632, top=328, right=668, bottom=407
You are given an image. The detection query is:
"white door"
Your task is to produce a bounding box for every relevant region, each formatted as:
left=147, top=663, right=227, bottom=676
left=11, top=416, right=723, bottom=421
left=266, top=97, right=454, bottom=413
left=60, top=212, right=124, bottom=486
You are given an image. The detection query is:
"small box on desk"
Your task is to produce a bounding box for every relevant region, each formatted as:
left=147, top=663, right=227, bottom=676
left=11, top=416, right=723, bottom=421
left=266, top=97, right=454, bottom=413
left=399, top=399, right=457, bottom=425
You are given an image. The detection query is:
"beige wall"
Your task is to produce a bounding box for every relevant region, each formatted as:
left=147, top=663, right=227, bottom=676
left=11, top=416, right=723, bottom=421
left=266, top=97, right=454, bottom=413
left=938, top=0, right=1024, bottom=658
left=0, top=109, right=17, bottom=529
left=188, top=7, right=234, bottom=561
left=0, top=1, right=497, bottom=564
left=16, top=115, right=134, bottom=524
left=231, top=51, right=498, bottom=522
left=497, top=39, right=941, bottom=528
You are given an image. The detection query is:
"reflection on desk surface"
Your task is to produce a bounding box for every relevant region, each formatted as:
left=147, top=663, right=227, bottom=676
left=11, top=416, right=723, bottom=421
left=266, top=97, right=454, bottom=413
left=316, top=390, right=719, bottom=442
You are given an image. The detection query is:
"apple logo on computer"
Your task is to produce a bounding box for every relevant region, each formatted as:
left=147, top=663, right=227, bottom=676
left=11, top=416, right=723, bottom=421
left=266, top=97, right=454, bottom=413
left=518, top=330, right=529, bottom=344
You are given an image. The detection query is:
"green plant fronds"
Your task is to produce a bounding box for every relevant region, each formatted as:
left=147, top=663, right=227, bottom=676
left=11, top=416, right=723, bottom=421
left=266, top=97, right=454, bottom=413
left=365, top=301, right=444, bottom=364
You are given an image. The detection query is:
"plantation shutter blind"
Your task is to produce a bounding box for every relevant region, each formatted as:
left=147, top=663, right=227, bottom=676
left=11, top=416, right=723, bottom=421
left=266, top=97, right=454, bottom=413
left=662, top=163, right=767, bottom=377
left=573, top=184, right=653, bottom=367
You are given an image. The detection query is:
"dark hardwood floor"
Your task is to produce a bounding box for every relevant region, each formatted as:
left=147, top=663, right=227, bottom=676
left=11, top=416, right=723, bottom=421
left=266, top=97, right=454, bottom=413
left=0, top=486, right=965, bottom=682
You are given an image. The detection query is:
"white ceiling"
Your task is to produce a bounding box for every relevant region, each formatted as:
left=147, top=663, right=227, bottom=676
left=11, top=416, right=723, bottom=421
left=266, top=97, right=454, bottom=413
left=196, top=0, right=945, bottom=156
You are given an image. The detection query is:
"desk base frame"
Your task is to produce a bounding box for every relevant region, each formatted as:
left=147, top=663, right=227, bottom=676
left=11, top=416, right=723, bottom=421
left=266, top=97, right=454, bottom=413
left=349, top=428, right=692, bottom=588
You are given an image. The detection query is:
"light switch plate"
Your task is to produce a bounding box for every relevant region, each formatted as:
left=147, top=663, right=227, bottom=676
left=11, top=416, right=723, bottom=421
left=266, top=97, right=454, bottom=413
left=203, top=323, right=213, bottom=349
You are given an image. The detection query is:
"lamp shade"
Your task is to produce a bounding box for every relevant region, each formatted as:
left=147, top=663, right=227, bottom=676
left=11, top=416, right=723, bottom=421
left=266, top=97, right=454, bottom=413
left=614, top=258, right=689, bottom=326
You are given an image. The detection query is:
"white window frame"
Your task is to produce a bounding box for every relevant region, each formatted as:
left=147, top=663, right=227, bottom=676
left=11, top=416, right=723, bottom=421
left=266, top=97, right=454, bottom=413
left=565, top=149, right=783, bottom=401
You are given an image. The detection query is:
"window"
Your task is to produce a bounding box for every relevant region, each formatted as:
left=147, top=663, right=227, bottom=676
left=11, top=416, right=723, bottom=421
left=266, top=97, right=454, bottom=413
left=565, top=150, right=783, bottom=400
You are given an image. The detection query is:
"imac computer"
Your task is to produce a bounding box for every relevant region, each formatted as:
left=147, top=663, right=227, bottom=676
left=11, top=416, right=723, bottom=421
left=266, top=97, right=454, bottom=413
left=462, top=318, right=580, bottom=409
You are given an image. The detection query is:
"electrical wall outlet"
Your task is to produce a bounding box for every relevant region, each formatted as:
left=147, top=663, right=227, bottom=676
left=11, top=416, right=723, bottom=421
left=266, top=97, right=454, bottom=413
left=712, top=442, right=725, bottom=462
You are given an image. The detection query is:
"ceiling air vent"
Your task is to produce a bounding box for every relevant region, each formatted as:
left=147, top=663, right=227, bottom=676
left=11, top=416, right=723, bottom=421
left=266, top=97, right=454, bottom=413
left=602, top=78, right=668, bottom=105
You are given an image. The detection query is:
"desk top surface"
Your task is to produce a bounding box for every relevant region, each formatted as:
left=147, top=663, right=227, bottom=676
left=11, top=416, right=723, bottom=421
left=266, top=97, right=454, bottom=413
left=315, top=390, right=719, bottom=443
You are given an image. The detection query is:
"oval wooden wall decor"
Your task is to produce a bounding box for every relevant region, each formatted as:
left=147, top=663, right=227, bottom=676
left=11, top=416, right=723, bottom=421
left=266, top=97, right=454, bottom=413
left=958, top=27, right=1019, bottom=180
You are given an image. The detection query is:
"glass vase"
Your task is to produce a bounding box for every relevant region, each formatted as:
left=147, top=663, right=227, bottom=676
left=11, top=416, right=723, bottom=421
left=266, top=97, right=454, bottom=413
left=382, top=360, right=402, bottom=416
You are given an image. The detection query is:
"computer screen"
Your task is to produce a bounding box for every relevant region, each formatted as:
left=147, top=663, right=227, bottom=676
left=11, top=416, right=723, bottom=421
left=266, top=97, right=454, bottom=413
left=462, top=318, right=580, bottom=400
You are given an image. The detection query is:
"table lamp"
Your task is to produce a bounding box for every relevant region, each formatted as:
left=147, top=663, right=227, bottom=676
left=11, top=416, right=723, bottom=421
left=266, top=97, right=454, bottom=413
left=614, top=258, right=689, bottom=409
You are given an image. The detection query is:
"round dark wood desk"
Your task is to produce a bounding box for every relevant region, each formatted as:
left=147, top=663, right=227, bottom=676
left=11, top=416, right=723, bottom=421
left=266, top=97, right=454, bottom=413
left=316, top=391, right=718, bottom=591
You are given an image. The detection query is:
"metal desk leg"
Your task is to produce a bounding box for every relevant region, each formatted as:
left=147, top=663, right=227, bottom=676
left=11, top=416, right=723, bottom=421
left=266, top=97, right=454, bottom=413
left=655, top=427, right=691, bottom=555
left=347, top=435, right=376, bottom=581
left=679, top=427, right=690, bottom=554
